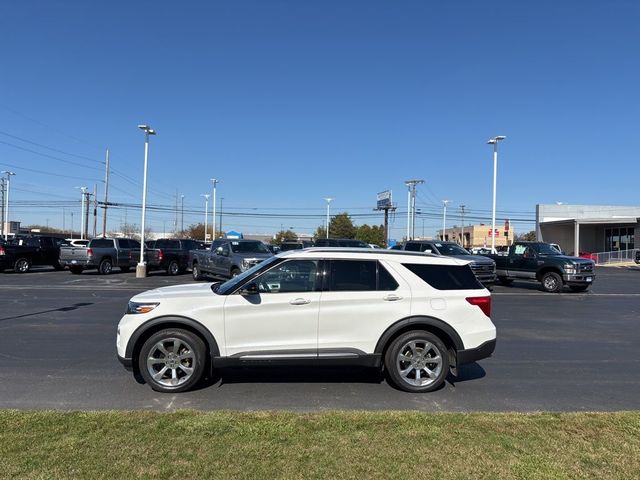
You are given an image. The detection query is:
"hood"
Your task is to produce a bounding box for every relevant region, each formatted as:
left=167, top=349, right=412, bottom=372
left=545, top=254, right=594, bottom=264
left=131, top=282, right=216, bottom=302
left=447, top=254, right=495, bottom=265
left=236, top=253, right=272, bottom=259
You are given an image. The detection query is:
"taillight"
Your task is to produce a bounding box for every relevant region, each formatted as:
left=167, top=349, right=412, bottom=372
left=87, top=248, right=93, bottom=258
left=466, top=296, right=491, bottom=317
left=158, top=249, right=164, bottom=262
left=0, top=246, right=5, bottom=256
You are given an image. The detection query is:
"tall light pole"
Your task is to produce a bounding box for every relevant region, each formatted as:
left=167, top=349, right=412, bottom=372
left=487, top=136, right=506, bottom=253
left=1, top=171, right=15, bottom=240
left=211, top=178, right=218, bottom=240
left=324, top=198, right=333, bottom=238
left=180, top=194, right=185, bottom=232
left=201, top=194, right=210, bottom=243
left=460, top=205, right=466, bottom=247
left=442, top=200, right=449, bottom=241
left=75, top=186, right=88, bottom=239
left=136, top=124, right=156, bottom=278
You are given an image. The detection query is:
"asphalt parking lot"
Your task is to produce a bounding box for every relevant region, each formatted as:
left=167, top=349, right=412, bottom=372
left=1, top=265, right=639, bottom=412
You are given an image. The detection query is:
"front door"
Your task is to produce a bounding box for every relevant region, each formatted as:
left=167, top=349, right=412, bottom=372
left=223, top=259, right=322, bottom=357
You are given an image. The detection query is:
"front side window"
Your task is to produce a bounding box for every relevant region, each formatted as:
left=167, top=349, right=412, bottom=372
left=230, top=241, right=270, bottom=254
left=254, top=260, right=320, bottom=293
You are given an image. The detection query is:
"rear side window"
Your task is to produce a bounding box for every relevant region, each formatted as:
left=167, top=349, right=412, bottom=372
left=90, top=239, right=113, bottom=248
left=404, top=242, right=422, bottom=252
left=118, top=239, right=131, bottom=248
left=327, top=260, right=398, bottom=291
left=403, top=263, right=482, bottom=290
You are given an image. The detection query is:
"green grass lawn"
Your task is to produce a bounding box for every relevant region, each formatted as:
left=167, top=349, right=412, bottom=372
left=1, top=410, right=639, bottom=479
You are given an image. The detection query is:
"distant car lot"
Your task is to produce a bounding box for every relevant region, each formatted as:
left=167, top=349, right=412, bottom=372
left=0, top=265, right=639, bottom=411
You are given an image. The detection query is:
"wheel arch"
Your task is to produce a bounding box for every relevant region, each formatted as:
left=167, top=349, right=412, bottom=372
left=536, top=266, right=563, bottom=281
left=374, top=316, right=464, bottom=366
left=126, top=315, right=220, bottom=374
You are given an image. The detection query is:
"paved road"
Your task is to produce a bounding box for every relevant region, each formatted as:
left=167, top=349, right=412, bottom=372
left=1, top=266, right=639, bottom=411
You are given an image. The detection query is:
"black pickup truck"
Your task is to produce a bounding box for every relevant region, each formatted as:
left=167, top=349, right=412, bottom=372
left=0, top=235, right=66, bottom=273
left=486, top=242, right=595, bottom=293
left=144, top=238, right=205, bottom=275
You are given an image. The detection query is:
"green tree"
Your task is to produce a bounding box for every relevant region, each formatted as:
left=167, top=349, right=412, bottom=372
left=184, top=223, right=206, bottom=241
left=328, top=213, right=357, bottom=239
left=314, top=226, right=327, bottom=240
left=356, top=224, right=385, bottom=246
left=272, top=230, right=297, bottom=245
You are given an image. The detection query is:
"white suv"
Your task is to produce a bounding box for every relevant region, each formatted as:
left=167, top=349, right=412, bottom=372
left=117, top=249, right=496, bottom=393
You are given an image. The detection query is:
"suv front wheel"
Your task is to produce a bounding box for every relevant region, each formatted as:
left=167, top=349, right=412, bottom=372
left=138, top=329, right=206, bottom=393
left=384, top=330, right=449, bottom=393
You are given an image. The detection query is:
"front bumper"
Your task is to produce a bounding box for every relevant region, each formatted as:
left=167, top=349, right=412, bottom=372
left=563, top=272, right=595, bottom=285
left=457, top=339, right=496, bottom=366
left=117, top=354, right=133, bottom=371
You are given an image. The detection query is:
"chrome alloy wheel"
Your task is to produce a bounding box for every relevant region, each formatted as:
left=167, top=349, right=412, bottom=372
left=146, top=338, right=196, bottom=387
left=543, top=275, right=558, bottom=291
left=396, top=339, right=443, bottom=387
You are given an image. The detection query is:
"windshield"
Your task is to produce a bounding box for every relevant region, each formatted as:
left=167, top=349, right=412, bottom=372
left=229, top=241, right=270, bottom=254
left=215, top=256, right=281, bottom=295
left=537, top=243, right=562, bottom=255
left=436, top=243, right=470, bottom=256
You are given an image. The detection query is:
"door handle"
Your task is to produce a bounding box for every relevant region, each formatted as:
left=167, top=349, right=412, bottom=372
left=289, top=298, right=311, bottom=305
left=383, top=294, right=403, bottom=301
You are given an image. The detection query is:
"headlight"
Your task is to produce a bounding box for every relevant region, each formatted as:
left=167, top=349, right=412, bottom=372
left=126, top=302, right=159, bottom=315
left=564, top=265, right=576, bottom=273
left=242, top=259, right=251, bottom=269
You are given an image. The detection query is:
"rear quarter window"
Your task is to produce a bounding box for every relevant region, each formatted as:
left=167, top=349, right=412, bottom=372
left=402, top=263, right=482, bottom=290
left=90, top=239, right=113, bottom=248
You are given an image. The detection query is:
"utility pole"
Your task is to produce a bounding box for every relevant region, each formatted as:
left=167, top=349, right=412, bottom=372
left=1, top=171, right=16, bottom=240
left=180, top=194, right=185, bottom=232
left=219, top=197, right=224, bottom=237
left=201, top=194, right=209, bottom=242
left=92, top=183, right=98, bottom=238
left=324, top=197, right=333, bottom=238
left=76, top=186, right=88, bottom=240
left=102, top=149, right=110, bottom=237
left=70, top=212, right=74, bottom=239
left=404, top=179, right=424, bottom=240
left=174, top=190, right=179, bottom=234
left=84, top=191, right=92, bottom=240
left=460, top=205, right=466, bottom=247
left=487, top=136, right=506, bottom=253
left=0, top=178, right=5, bottom=238
left=211, top=178, right=218, bottom=241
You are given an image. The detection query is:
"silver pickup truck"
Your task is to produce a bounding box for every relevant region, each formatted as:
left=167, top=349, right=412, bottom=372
left=189, top=239, right=273, bottom=280
left=59, top=238, right=139, bottom=274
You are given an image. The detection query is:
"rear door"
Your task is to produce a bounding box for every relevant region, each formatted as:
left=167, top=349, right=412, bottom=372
left=317, top=259, right=412, bottom=355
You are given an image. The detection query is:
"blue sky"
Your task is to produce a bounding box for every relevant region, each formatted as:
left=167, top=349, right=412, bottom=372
left=1, top=1, right=638, bottom=240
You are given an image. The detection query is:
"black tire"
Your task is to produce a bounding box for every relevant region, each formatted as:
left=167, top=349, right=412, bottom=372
left=569, top=285, right=590, bottom=292
left=69, top=266, right=83, bottom=274
left=192, top=263, right=204, bottom=281
left=230, top=267, right=241, bottom=278
left=120, top=266, right=131, bottom=273
left=498, top=276, right=513, bottom=286
left=138, top=329, right=207, bottom=393
left=14, top=258, right=30, bottom=273
left=98, top=258, right=113, bottom=275
left=541, top=271, right=563, bottom=293
left=384, top=330, right=449, bottom=393
left=52, top=262, right=65, bottom=271
left=167, top=260, right=180, bottom=276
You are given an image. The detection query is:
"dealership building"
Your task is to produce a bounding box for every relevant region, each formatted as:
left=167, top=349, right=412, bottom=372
left=536, top=204, right=639, bottom=255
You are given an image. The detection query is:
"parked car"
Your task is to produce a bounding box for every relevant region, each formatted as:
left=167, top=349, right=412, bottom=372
left=314, top=238, right=370, bottom=248
left=403, top=240, right=496, bottom=286
left=579, top=251, right=598, bottom=262
left=117, top=248, right=496, bottom=393
left=635, top=250, right=640, bottom=264
left=486, top=242, right=595, bottom=293
left=143, top=238, right=205, bottom=276
left=279, top=241, right=305, bottom=252
left=189, top=239, right=273, bottom=280
left=0, top=235, right=66, bottom=273
left=59, top=237, right=139, bottom=274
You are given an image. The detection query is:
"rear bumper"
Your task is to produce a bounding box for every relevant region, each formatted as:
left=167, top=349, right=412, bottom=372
left=457, top=339, right=496, bottom=366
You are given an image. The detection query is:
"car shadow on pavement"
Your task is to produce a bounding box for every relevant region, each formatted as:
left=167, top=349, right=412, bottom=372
left=446, top=362, right=486, bottom=387
left=214, top=366, right=384, bottom=387
left=0, top=302, right=94, bottom=322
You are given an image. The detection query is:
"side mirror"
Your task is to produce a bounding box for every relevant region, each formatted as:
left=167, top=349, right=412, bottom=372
left=425, top=249, right=432, bottom=254
left=523, top=251, right=535, bottom=259
left=215, top=246, right=224, bottom=256
left=239, top=282, right=259, bottom=296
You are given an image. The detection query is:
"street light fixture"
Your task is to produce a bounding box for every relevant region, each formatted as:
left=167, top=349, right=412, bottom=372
left=211, top=178, right=218, bottom=241
left=487, top=135, right=506, bottom=253
left=201, top=194, right=210, bottom=243
left=136, top=124, right=156, bottom=278
left=324, top=198, right=333, bottom=238
left=74, top=186, right=88, bottom=239
left=1, top=171, right=16, bottom=240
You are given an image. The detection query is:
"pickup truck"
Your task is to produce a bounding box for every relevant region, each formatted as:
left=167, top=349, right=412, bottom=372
left=189, top=239, right=273, bottom=280
left=59, top=237, right=139, bottom=274
left=486, top=241, right=595, bottom=293
left=403, top=240, right=497, bottom=286
left=143, top=238, right=205, bottom=275
left=0, top=235, right=66, bottom=273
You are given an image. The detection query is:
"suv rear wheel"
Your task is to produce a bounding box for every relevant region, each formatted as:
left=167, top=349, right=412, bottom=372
left=384, top=330, right=449, bottom=393
left=138, top=329, right=206, bottom=393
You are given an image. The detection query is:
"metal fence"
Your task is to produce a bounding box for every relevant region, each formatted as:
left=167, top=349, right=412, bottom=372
left=590, top=248, right=639, bottom=265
